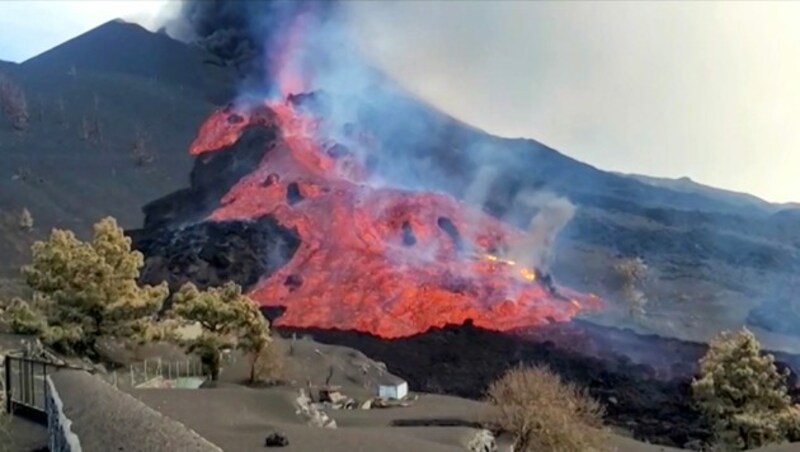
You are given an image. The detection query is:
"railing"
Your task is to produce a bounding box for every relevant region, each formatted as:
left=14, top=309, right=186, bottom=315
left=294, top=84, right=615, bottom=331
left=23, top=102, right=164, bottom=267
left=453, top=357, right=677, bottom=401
left=3, top=355, right=61, bottom=424
left=104, top=357, right=208, bottom=388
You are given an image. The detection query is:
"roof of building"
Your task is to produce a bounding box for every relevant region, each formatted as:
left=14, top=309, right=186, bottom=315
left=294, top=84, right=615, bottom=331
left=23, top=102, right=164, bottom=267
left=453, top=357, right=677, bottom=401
left=377, top=374, right=406, bottom=386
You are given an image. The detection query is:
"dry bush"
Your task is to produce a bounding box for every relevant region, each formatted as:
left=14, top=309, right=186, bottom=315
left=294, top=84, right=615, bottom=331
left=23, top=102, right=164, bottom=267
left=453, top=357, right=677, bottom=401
left=252, top=338, right=286, bottom=385
left=692, top=328, right=800, bottom=450
left=18, top=208, right=33, bottom=230
left=131, top=127, right=156, bottom=166
left=614, top=256, right=648, bottom=316
left=80, top=116, right=102, bottom=144
left=485, top=365, right=608, bottom=451
left=0, top=72, right=29, bottom=131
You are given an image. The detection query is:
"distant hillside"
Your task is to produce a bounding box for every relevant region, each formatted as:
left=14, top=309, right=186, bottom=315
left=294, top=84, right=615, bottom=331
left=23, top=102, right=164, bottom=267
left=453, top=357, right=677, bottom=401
left=0, top=20, right=237, bottom=276
left=20, top=20, right=236, bottom=104
left=619, top=172, right=799, bottom=213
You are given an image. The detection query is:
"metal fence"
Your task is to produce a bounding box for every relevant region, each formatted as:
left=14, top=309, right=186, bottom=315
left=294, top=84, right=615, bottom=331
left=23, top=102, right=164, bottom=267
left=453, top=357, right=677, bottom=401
left=103, top=356, right=227, bottom=389
left=3, top=355, right=60, bottom=423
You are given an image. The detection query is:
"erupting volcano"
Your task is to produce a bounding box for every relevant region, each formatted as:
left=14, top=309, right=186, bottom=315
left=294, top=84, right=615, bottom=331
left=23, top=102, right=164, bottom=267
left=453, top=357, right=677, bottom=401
left=178, top=95, right=602, bottom=338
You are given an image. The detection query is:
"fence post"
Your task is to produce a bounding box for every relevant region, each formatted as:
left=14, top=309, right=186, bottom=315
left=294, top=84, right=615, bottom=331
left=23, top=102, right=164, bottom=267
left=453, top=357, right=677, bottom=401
left=4, top=356, right=11, bottom=414
left=130, top=364, right=135, bottom=387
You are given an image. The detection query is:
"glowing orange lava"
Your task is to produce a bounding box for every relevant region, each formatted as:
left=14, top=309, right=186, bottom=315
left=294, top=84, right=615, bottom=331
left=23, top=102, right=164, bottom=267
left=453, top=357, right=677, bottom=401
left=189, top=100, right=602, bottom=338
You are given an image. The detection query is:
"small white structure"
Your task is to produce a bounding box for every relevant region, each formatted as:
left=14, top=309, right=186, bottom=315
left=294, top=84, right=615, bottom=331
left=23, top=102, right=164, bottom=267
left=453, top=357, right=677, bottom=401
left=377, top=375, right=408, bottom=400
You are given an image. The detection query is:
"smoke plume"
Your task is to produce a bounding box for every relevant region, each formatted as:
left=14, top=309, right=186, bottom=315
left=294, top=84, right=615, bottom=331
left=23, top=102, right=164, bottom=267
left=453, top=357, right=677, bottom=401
left=165, top=0, right=339, bottom=88
left=508, top=192, right=576, bottom=272
left=164, top=0, right=578, bottom=271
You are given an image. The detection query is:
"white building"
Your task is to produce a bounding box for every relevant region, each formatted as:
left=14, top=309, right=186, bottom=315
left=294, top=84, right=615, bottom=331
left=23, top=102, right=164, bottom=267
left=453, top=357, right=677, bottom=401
left=377, top=375, right=408, bottom=400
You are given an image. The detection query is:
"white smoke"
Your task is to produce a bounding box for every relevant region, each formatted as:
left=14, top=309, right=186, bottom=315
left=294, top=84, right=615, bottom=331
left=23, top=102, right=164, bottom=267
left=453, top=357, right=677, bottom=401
left=507, top=191, right=576, bottom=271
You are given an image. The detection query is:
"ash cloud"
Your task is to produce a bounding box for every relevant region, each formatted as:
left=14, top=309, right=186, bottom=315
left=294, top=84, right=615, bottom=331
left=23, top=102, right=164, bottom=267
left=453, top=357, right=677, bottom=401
left=164, top=0, right=338, bottom=86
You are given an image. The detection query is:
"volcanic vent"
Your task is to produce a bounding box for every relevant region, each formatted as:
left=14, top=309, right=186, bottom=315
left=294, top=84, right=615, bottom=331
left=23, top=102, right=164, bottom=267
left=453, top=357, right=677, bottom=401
left=135, top=95, right=601, bottom=338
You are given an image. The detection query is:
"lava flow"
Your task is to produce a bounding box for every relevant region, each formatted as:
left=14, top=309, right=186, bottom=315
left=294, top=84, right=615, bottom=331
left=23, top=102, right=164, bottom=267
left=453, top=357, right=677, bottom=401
left=188, top=99, right=602, bottom=338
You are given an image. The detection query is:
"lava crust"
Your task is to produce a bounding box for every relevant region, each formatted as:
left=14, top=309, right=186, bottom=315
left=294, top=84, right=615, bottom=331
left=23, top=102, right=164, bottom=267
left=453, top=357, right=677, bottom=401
left=130, top=216, right=300, bottom=293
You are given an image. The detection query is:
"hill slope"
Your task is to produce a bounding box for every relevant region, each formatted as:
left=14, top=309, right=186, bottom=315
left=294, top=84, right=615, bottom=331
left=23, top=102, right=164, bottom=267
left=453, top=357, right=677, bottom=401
left=0, top=21, right=237, bottom=277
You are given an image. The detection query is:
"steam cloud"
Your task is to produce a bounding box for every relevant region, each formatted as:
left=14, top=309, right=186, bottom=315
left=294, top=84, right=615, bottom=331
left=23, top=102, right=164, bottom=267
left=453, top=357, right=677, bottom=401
left=509, top=192, right=576, bottom=272
left=164, top=0, right=577, bottom=273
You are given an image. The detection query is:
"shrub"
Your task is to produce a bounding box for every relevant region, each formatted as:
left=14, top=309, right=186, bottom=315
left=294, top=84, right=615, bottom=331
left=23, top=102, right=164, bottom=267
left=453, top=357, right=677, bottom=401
left=252, top=338, right=286, bottom=384
left=8, top=217, right=168, bottom=356
left=131, top=127, right=155, bottom=166
left=485, top=365, right=608, bottom=451
left=692, top=328, right=800, bottom=449
left=18, top=208, right=33, bottom=230
left=0, top=72, right=28, bottom=131
left=614, top=257, right=648, bottom=316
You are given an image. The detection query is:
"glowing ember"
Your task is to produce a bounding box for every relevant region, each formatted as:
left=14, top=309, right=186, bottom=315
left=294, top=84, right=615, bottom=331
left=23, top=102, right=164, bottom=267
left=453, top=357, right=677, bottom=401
left=188, top=99, right=602, bottom=338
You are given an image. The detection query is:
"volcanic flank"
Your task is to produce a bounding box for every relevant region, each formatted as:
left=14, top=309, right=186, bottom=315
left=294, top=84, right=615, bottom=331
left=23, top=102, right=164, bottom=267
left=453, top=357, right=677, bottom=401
left=133, top=95, right=601, bottom=338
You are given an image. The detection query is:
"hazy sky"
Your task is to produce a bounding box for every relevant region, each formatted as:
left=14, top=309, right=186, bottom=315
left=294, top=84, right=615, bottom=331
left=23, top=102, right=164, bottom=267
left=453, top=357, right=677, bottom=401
left=1, top=1, right=798, bottom=203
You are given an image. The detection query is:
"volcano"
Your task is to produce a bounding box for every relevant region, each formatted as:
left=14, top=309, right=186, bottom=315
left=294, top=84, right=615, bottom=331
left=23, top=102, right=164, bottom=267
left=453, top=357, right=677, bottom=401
left=134, top=94, right=601, bottom=338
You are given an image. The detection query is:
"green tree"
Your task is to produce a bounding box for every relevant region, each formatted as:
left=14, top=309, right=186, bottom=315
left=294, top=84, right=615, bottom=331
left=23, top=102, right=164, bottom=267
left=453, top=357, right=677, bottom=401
left=692, top=328, right=800, bottom=449
left=10, top=217, right=167, bottom=356
left=170, top=282, right=272, bottom=382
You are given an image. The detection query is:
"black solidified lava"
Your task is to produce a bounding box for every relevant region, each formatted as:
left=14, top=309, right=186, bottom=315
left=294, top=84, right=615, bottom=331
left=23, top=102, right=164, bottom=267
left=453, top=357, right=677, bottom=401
left=141, top=124, right=277, bottom=229
left=437, top=217, right=464, bottom=251
left=401, top=221, right=417, bottom=246
left=286, top=182, right=304, bottom=205
left=284, top=274, right=303, bottom=291
left=129, top=216, right=300, bottom=294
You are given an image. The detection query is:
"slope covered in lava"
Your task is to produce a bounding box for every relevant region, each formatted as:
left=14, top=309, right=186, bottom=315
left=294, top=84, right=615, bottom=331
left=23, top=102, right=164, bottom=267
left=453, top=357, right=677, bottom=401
left=136, top=98, right=601, bottom=338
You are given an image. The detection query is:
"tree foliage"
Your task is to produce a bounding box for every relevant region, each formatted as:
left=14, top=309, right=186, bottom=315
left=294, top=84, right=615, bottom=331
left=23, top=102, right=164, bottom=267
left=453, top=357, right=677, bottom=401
left=170, top=282, right=272, bottom=382
left=485, top=365, right=608, bottom=451
left=692, top=328, right=800, bottom=449
left=6, top=217, right=168, bottom=356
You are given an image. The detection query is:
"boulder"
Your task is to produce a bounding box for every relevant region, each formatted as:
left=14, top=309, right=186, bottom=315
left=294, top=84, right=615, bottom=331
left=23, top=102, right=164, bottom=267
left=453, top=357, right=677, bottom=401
left=264, top=431, right=289, bottom=447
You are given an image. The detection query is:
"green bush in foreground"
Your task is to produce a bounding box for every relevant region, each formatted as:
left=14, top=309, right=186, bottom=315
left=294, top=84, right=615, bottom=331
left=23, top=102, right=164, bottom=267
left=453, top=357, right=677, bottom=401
left=692, top=328, right=800, bottom=449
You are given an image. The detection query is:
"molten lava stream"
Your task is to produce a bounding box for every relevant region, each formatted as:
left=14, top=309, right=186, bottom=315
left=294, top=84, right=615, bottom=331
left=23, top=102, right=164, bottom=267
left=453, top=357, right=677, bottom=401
left=190, top=100, right=602, bottom=338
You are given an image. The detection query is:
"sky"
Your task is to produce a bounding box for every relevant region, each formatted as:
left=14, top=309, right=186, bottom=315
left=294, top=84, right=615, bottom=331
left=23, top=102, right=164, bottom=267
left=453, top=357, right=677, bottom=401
left=0, top=1, right=798, bottom=203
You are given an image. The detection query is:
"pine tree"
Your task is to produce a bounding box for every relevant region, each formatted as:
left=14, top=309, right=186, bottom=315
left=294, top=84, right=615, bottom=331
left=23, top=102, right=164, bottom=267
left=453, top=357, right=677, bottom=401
left=692, top=328, right=800, bottom=449
left=16, top=217, right=168, bottom=356
left=171, top=282, right=272, bottom=382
